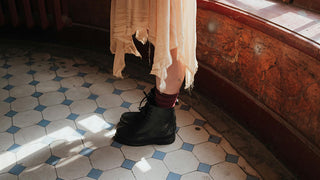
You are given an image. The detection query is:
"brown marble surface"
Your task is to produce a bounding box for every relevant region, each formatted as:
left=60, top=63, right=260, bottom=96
left=206, top=0, right=320, bottom=44
left=197, top=8, right=320, bottom=148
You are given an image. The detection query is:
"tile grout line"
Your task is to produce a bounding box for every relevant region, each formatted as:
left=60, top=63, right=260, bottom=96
left=41, top=54, right=59, bottom=180
left=5, top=52, right=19, bottom=179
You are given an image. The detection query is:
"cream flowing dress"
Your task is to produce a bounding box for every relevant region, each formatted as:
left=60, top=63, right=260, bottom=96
left=110, top=0, right=197, bottom=92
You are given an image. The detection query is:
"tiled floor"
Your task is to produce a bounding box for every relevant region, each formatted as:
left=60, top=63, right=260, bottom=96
left=0, top=46, right=264, bottom=180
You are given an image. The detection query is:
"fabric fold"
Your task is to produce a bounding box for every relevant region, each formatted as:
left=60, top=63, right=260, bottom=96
left=110, top=0, right=198, bottom=92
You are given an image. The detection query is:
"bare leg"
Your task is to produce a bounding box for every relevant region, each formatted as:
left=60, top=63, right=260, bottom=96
left=156, top=48, right=186, bottom=94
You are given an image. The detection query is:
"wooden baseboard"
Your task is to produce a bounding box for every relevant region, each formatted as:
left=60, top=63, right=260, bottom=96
left=195, top=62, right=320, bottom=180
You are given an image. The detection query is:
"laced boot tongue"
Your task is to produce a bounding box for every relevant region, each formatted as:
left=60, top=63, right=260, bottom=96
left=118, top=88, right=156, bottom=128
left=138, top=87, right=156, bottom=111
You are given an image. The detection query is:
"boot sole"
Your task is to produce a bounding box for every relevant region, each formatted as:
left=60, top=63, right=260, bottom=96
left=113, top=134, right=175, bottom=146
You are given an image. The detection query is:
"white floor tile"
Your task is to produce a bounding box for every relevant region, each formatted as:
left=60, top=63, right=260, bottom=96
left=113, top=79, right=137, bottom=90
left=61, top=76, right=85, bottom=88
left=31, top=62, right=53, bottom=72
left=133, top=158, right=169, bottom=180
left=120, top=89, right=145, bottom=103
left=0, top=132, right=14, bottom=152
left=121, top=145, right=155, bottom=162
left=96, top=94, right=123, bottom=109
left=39, top=92, right=65, bottom=107
left=56, top=155, right=92, bottom=180
left=9, top=74, right=33, bottom=86
left=0, top=173, right=18, bottom=180
left=181, top=171, right=213, bottom=180
left=55, top=57, right=75, bottom=68
left=50, top=139, right=84, bottom=158
left=42, top=105, right=71, bottom=121
left=90, top=146, right=124, bottom=171
left=210, top=162, right=247, bottom=180
left=0, top=102, right=10, bottom=117
left=16, top=143, right=51, bottom=167
left=76, top=113, right=107, bottom=133
left=0, top=78, right=8, bottom=89
left=13, top=110, right=42, bottom=128
left=193, top=142, right=226, bottom=165
left=0, top=67, right=7, bottom=77
left=178, top=125, right=210, bottom=144
left=65, top=87, right=90, bottom=100
left=7, top=65, right=30, bottom=75
left=56, top=67, right=79, bottom=77
left=0, top=116, right=12, bottom=133
left=154, top=135, right=184, bottom=153
left=176, top=109, right=196, bottom=127
left=0, top=88, right=9, bottom=101
left=100, top=167, right=135, bottom=180
left=33, top=70, right=56, bottom=82
left=84, top=73, right=109, bottom=84
left=11, top=96, right=38, bottom=112
left=19, top=163, right=57, bottom=180
left=15, top=125, right=46, bottom=145
left=82, top=130, right=113, bottom=149
left=46, top=119, right=78, bottom=140
left=36, top=80, right=60, bottom=93
left=70, top=99, right=97, bottom=115
left=10, top=84, right=35, bottom=98
left=0, top=151, right=16, bottom=174
left=89, top=83, right=114, bottom=95
left=103, top=107, right=129, bottom=124
left=164, top=149, right=199, bottom=174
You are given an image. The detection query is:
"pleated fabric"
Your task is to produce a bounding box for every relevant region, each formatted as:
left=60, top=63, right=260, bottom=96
left=110, top=0, right=197, bottom=92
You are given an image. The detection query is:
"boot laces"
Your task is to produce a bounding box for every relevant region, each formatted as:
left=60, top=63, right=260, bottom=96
left=138, top=91, right=152, bottom=112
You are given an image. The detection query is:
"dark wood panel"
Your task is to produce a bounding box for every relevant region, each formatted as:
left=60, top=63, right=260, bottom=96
left=195, top=62, right=320, bottom=180
left=67, top=0, right=111, bottom=29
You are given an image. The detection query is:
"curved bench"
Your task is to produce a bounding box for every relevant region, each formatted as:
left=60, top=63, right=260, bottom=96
left=195, top=0, right=320, bottom=179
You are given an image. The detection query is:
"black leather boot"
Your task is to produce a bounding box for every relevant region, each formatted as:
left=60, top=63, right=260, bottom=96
left=117, top=87, right=156, bottom=128
left=114, top=103, right=176, bottom=146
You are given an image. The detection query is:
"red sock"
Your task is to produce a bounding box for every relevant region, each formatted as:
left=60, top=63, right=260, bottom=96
left=155, top=88, right=179, bottom=108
